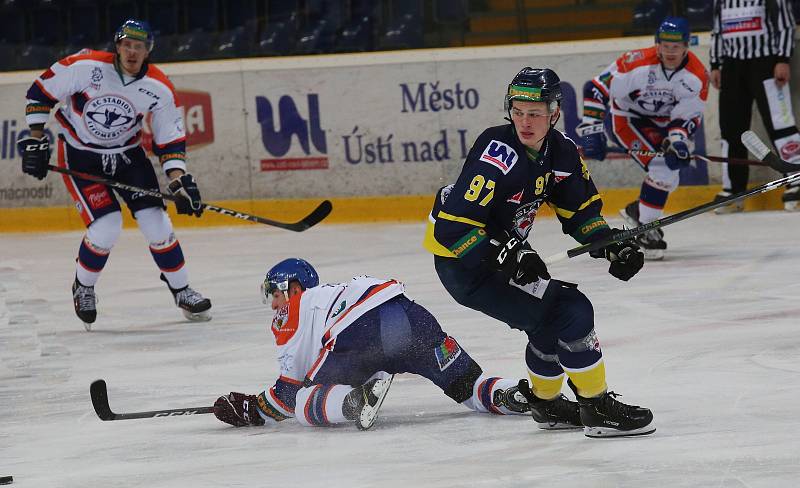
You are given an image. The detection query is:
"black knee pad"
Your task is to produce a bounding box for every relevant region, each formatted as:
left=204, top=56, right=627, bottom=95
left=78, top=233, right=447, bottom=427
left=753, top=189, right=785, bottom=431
left=442, top=360, right=483, bottom=403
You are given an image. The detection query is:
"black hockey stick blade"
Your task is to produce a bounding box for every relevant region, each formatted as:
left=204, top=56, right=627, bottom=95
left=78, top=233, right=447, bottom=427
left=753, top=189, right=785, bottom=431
left=90, top=379, right=213, bottom=421
left=47, top=165, right=332, bottom=231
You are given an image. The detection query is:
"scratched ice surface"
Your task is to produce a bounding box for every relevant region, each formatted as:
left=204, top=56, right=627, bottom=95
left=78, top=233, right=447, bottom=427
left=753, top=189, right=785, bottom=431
left=2, top=211, right=799, bottom=487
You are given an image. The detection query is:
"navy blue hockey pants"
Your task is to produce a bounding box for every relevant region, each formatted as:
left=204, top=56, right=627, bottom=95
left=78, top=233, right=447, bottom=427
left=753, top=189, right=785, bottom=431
left=433, top=255, right=596, bottom=345
left=310, top=295, right=483, bottom=404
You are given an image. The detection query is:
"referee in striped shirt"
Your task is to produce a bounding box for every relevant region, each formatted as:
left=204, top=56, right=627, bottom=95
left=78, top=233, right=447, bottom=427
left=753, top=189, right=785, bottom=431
left=710, top=0, right=800, bottom=212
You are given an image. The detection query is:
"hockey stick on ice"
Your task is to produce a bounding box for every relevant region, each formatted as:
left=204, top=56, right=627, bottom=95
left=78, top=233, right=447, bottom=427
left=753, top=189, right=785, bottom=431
left=90, top=379, right=213, bottom=421
left=47, top=164, right=332, bottom=232
left=544, top=131, right=800, bottom=265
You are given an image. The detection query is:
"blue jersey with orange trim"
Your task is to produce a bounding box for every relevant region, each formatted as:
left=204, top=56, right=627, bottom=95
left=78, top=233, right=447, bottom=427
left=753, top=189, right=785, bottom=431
left=24, top=49, right=187, bottom=173
left=423, top=124, right=612, bottom=268
left=258, top=276, right=405, bottom=421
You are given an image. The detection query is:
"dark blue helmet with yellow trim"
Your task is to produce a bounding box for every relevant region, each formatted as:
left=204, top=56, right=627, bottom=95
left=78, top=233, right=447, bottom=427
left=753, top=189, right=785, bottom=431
left=504, top=67, right=563, bottom=113
left=114, top=19, right=155, bottom=52
left=655, top=17, right=690, bottom=44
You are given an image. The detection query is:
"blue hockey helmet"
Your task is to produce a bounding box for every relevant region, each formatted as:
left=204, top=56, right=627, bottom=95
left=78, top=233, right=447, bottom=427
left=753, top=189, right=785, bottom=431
left=504, top=67, right=563, bottom=113
left=262, top=258, right=319, bottom=302
left=655, top=17, right=690, bottom=44
left=114, top=19, right=155, bottom=52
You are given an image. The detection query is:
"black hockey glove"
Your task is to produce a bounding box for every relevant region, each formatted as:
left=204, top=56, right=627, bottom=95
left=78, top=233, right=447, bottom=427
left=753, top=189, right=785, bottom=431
left=213, top=392, right=266, bottom=427
left=168, top=173, right=204, bottom=217
left=487, top=233, right=550, bottom=285
left=590, top=234, right=644, bottom=281
left=17, top=135, right=51, bottom=180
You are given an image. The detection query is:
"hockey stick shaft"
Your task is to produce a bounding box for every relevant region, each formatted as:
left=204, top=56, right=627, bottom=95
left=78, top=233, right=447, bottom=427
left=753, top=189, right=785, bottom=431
left=607, top=147, right=768, bottom=166
left=90, top=379, right=213, bottom=421
left=47, top=164, right=332, bottom=231
left=544, top=131, right=800, bottom=265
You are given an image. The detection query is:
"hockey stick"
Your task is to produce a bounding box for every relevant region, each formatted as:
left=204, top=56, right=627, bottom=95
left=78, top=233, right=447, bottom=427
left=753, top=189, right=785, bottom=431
left=606, top=147, right=769, bottom=166
left=544, top=131, right=800, bottom=265
left=90, top=379, right=213, bottom=421
left=47, top=164, right=332, bottom=232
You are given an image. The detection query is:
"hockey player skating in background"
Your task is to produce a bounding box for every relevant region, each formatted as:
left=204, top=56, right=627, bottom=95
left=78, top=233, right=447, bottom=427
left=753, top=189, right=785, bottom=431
left=577, top=17, right=709, bottom=260
left=17, top=20, right=211, bottom=328
left=214, top=258, right=543, bottom=430
left=423, top=67, right=654, bottom=437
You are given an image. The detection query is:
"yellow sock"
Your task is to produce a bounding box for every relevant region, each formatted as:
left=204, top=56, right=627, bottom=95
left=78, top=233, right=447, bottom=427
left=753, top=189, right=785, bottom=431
left=565, top=361, right=607, bottom=398
left=528, top=372, right=564, bottom=400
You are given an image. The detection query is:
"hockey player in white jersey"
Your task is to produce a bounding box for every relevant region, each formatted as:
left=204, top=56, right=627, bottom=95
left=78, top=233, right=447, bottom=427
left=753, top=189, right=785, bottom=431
left=577, top=17, right=709, bottom=260
left=17, top=20, right=211, bottom=328
left=213, top=258, right=567, bottom=431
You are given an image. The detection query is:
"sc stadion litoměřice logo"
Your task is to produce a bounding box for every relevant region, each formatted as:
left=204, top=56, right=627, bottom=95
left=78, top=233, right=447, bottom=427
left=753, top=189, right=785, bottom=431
left=141, top=89, right=215, bottom=153
left=83, top=95, right=136, bottom=140
left=256, top=94, right=328, bottom=171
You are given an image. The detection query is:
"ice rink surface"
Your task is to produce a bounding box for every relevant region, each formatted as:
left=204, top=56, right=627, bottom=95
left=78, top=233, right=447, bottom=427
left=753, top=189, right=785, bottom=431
left=2, top=211, right=799, bottom=488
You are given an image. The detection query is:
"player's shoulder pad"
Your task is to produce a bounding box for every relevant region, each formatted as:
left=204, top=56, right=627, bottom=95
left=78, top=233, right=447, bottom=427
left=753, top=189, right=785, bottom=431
left=616, top=46, right=658, bottom=73
left=548, top=130, right=583, bottom=169
left=472, top=125, right=520, bottom=175
left=58, top=49, right=115, bottom=67
left=143, top=64, right=177, bottom=96
left=684, top=51, right=709, bottom=83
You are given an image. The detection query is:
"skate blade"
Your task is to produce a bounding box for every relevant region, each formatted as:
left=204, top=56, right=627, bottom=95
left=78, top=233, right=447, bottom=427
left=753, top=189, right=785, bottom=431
left=83, top=321, right=92, bottom=332
left=643, top=249, right=664, bottom=261
left=182, top=309, right=212, bottom=322
left=784, top=201, right=800, bottom=212
left=584, top=424, right=656, bottom=438
left=358, top=375, right=394, bottom=431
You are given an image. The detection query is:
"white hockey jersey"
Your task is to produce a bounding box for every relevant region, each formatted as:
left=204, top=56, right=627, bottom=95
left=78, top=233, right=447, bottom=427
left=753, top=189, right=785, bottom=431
left=25, top=49, right=187, bottom=172
left=259, top=276, right=405, bottom=420
left=587, top=46, right=709, bottom=135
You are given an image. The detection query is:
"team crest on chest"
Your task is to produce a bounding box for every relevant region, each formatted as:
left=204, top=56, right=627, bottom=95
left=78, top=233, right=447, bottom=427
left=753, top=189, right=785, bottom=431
left=83, top=95, right=137, bottom=140
left=513, top=200, right=543, bottom=239
left=479, top=140, right=518, bottom=174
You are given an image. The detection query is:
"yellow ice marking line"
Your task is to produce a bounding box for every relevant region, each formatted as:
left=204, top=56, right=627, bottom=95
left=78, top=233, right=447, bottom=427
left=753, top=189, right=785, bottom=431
left=0, top=186, right=784, bottom=233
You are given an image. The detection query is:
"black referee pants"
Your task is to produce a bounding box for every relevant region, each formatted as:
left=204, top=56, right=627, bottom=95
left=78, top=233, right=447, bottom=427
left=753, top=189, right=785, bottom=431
left=719, top=56, right=797, bottom=193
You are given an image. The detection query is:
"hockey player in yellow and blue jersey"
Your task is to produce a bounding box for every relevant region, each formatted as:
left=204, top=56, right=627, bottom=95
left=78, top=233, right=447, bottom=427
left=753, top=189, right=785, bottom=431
left=423, top=67, right=655, bottom=437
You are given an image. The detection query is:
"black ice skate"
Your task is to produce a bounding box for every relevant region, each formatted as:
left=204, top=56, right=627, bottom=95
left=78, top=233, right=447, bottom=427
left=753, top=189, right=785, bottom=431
left=568, top=379, right=655, bottom=438
left=619, top=201, right=667, bottom=260
left=492, top=381, right=531, bottom=414
left=343, top=374, right=394, bottom=430
left=515, top=379, right=582, bottom=430
left=782, top=184, right=800, bottom=212
left=160, top=274, right=212, bottom=321
left=72, top=277, right=97, bottom=331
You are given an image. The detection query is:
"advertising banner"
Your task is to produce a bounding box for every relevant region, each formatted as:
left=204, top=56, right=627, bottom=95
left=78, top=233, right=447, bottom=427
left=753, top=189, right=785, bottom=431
left=2, top=34, right=797, bottom=209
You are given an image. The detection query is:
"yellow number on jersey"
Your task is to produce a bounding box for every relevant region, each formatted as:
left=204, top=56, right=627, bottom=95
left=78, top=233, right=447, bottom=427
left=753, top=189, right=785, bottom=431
left=464, top=175, right=495, bottom=206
